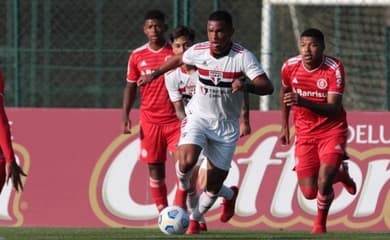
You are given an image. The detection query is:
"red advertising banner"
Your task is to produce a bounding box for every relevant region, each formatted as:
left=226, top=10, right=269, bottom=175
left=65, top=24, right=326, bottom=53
left=0, top=108, right=389, bottom=232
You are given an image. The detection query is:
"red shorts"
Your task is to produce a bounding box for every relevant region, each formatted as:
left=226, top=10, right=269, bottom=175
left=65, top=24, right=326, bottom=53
left=139, top=120, right=180, bottom=164
left=294, top=134, right=347, bottom=179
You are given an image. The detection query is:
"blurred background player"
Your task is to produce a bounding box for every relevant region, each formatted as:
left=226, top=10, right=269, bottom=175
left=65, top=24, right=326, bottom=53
left=121, top=9, right=181, bottom=213
left=0, top=69, right=26, bottom=193
left=279, top=28, right=356, bottom=234
left=164, top=25, right=252, bottom=232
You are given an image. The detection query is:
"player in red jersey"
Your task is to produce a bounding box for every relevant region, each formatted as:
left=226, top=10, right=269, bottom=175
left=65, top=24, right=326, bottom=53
left=0, top=70, right=26, bottom=193
left=122, top=10, right=181, bottom=213
left=279, top=28, right=356, bottom=234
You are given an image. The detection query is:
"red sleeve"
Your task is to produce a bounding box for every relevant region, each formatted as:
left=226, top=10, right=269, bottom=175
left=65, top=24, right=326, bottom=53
left=280, top=61, right=291, bottom=88
left=126, top=53, right=140, bottom=83
left=328, top=60, right=345, bottom=94
left=0, top=71, right=15, bottom=163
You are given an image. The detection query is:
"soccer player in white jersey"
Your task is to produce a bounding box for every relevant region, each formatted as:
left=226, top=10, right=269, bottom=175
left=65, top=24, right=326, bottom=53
left=139, top=10, right=273, bottom=234
left=165, top=25, right=253, bottom=232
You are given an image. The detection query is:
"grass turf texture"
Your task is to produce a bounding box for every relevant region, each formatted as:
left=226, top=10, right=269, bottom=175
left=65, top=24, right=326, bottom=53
left=0, top=228, right=389, bottom=240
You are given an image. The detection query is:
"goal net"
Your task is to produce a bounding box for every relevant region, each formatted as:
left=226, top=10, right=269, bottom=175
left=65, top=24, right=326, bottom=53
left=261, top=0, right=390, bottom=110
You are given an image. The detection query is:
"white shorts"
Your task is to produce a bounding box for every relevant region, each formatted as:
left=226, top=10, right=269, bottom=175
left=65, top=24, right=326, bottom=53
left=179, top=115, right=239, bottom=171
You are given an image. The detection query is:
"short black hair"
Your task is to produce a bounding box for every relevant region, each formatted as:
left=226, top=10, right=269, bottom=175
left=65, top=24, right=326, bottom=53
left=208, top=10, right=233, bottom=28
left=170, top=25, right=195, bottom=43
left=144, top=9, right=165, bottom=22
left=301, top=28, right=325, bottom=47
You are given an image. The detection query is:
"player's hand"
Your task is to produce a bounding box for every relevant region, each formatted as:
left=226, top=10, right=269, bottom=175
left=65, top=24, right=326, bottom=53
left=240, top=121, right=251, bottom=137
left=279, top=127, right=290, bottom=145
left=122, top=119, right=132, bottom=134
left=6, top=160, right=27, bottom=192
left=232, top=79, right=245, bottom=93
left=283, top=92, right=300, bottom=106
left=137, top=74, right=153, bottom=87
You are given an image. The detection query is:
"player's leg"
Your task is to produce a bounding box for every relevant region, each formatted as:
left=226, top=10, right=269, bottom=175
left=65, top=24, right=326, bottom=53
left=332, top=154, right=356, bottom=195
left=312, top=135, right=347, bottom=234
left=187, top=164, right=200, bottom=210
left=174, top=116, right=205, bottom=210
left=140, top=122, right=169, bottom=213
left=187, top=157, right=208, bottom=231
left=312, top=162, right=337, bottom=234
left=187, top=121, right=240, bottom=234
left=174, top=144, right=202, bottom=209
left=187, top=164, right=229, bottom=234
left=295, top=139, right=319, bottom=200
left=148, top=163, right=167, bottom=213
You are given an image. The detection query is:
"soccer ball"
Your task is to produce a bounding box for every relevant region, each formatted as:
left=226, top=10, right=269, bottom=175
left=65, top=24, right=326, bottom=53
left=158, top=206, right=189, bottom=235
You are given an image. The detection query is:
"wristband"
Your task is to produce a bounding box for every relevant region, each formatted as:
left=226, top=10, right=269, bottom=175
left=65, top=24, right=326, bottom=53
left=151, top=69, right=162, bottom=79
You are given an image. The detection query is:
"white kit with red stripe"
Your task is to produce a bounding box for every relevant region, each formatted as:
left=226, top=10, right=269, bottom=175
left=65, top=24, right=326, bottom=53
left=182, top=41, right=265, bottom=120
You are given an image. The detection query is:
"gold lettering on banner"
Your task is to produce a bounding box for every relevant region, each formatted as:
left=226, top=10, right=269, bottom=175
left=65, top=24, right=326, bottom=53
left=90, top=124, right=390, bottom=230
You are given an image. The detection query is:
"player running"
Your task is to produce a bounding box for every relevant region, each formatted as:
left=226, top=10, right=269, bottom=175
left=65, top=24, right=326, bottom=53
left=140, top=10, right=274, bottom=234
left=122, top=10, right=181, bottom=213
left=164, top=25, right=253, bottom=232
left=279, top=28, right=356, bottom=234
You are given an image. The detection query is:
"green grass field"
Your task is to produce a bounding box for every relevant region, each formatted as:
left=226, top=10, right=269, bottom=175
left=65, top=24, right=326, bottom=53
left=0, top=228, right=389, bottom=240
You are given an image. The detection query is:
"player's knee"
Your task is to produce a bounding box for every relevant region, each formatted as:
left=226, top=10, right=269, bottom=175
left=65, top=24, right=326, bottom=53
left=300, top=186, right=317, bottom=199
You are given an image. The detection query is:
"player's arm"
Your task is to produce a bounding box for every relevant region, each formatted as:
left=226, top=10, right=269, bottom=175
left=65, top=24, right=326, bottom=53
left=0, top=72, right=26, bottom=192
left=172, top=101, right=186, bottom=120
left=236, top=50, right=274, bottom=95
left=279, top=84, right=291, bottom=145
left=239, top=90, right=251, bottom=137
left=245, top=74, right=274, bottom=96
left=283, top=90, right=343, bottom=117
left=138, top=54, right=184, bottom=86
left=122, top=82, right=137, bottom=134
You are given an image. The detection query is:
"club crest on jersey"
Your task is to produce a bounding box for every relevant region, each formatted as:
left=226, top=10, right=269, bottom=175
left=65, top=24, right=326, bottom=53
left=209, top=70, right=223, bottom=85
left=316, top=78, right=328, bottom=89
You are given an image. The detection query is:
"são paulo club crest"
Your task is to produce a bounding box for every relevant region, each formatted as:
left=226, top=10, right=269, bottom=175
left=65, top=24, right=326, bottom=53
left=209, top=70, right=223, bottom=85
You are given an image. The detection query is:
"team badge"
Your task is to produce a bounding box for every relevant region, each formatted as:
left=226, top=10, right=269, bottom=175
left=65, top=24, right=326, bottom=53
left=209, top=70, right=223, bottom=85
left=316, top=78, right=328, bottom=89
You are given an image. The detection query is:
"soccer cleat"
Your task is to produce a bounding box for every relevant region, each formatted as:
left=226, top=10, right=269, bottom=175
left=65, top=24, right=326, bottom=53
left=220, top=186, right=239, bottom=223
left=186, top=219, right=201, bottom=235
left=199, top=215, right=207, bottom=231
left=340, top=162, right=357, bottom=195
left=311, top=224, right=326, bottom=234
left=173, top=188, right=188, bottom=211
left=199, top=222, right=207, bottom=231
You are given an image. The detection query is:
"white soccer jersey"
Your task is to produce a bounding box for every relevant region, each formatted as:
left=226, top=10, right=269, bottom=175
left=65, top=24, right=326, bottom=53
left=164, top=66, right=197, bottom=109
left=183, top=41, right=264, bottom=120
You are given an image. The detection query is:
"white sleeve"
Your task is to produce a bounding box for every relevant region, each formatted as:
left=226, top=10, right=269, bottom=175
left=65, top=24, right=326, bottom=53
left=242, top=49, right=265, bottom=81
left=182, top=45, right=196, bottom=66
left=164, top=69, right=183, bottom=102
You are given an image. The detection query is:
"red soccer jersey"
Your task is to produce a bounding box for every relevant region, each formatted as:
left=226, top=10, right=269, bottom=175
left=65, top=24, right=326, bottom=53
left=0, top=70, right=15, bottom=163
left=126, top=43, right=177, bottom=124
left=281, top=55, right=348, bottom=137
